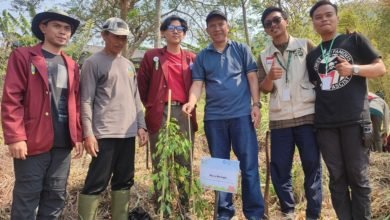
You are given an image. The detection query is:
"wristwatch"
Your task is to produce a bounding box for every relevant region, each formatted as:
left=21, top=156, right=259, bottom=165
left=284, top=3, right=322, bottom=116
left=252, top=101, right=262, bottom=108
left=352, top=65, right=360, bottom=76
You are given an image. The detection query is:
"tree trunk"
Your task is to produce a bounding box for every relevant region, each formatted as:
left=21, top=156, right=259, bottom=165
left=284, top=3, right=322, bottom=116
left=241, top=0, right=250, bottom=46
left=120, top=0, right=129, bottom=57
left=154, top=0, right=162, bottom=48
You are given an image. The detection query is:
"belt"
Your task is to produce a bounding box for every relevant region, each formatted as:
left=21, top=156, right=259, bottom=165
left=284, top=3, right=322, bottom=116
left=167, top=101, right=182, bottom=106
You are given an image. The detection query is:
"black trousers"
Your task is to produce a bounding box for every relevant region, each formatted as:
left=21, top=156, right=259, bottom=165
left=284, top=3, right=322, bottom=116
left=316, top=125, right=371, bottom=220
left=12, top=148, right=71, bottom=220
left=82, top=137, right=135, bottom=195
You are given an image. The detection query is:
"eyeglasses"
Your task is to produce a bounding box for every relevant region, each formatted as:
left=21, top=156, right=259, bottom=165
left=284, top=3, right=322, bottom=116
left=264, top=16, right=283, bottom=29
left=167, top=25, right=185, bottom=32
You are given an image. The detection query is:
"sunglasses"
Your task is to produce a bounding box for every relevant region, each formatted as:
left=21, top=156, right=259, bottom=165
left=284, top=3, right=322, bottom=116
left=264, top=16, right=283, bottom=29
left=167, top=25, right=185, bottom=32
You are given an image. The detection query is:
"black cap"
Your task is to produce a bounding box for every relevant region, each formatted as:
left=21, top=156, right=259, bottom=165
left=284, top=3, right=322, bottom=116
left=31, top=9, right=80, bottom=41
left=206, top=10, right=227, bottom=23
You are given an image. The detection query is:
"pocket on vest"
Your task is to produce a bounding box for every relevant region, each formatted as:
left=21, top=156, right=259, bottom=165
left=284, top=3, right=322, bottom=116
left=299, top=82, right=316, bottom=103
left=269, top=92, right=282, bottom=112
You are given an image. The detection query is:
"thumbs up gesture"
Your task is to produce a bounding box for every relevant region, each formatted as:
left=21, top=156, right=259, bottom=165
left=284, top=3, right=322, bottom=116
left=267, top=58, right=283, bottom=80
left=335, top=56, right=353, bottom=76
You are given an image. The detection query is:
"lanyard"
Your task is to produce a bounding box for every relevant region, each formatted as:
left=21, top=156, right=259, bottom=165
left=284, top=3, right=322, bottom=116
left=275, top=51, right=292, bottom=84
left=320, top=35, right=337, bottom=75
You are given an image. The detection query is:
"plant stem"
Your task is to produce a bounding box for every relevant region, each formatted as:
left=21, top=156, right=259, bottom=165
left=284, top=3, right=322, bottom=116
left=167, top=89, right=172, bottom=128
left=188, top=116, right=194, bottom=216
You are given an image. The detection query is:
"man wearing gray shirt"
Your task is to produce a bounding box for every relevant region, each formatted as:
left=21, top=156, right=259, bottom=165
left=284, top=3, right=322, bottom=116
left=78, top=17, right=148, bottom=220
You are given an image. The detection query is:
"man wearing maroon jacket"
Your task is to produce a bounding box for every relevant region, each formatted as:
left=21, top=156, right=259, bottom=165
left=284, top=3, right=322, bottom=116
left=137, top=15, right=197, bottom=211
left=1, top=9, right=83, bottom=219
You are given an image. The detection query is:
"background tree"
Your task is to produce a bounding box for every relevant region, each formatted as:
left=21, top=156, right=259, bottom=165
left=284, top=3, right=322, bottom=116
left=154, top=0, right=161, bottom=48
left=0, top=10, right=37, bottom=73
left=0, top=0, right=389, bottom=104
left=10, top=0, right=42, bottom=18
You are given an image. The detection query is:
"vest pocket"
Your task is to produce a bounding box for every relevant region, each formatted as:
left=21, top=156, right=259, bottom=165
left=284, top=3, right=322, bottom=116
left=269, top=92, right=282, bottom=112
left=300, top=82, right=315, bottom=103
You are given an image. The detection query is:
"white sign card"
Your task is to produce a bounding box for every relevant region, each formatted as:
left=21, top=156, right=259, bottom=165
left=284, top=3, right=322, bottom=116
left=199, top=157, right=240, bottom=193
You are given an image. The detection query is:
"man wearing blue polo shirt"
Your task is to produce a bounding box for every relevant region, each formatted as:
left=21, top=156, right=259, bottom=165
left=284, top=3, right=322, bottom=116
left=182, top=10, right=264, bottom=220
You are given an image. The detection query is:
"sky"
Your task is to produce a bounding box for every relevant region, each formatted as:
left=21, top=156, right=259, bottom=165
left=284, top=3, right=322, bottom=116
left=0, top=0, right=62, bottom=16
left=0, top=0, right=12, bottom=12
left=0, top=0, right=107, bottom=45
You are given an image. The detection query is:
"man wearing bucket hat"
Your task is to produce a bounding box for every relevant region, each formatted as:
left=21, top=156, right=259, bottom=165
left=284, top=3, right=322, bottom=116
left=78, top=17, right=148, bottom=220
left=1, top=9, right=82, bottom=219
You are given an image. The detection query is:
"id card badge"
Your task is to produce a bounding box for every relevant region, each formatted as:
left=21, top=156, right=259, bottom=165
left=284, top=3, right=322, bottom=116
left=266, top=56, right=274, bottom=68
left=282, top=87, right=291, bottom=101
left=321, top=76, right=332, bottom=90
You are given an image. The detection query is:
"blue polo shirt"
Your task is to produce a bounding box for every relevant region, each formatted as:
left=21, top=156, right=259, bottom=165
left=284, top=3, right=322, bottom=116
left=192, top=40, right=257, bottom=121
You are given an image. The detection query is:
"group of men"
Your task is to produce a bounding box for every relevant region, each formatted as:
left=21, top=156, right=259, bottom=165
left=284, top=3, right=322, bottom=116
left=1, top=1, right=386, bottom=220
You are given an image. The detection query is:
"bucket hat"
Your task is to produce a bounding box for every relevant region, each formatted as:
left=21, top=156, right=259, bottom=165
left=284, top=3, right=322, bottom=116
left=31, top=9, right=80, bottom=41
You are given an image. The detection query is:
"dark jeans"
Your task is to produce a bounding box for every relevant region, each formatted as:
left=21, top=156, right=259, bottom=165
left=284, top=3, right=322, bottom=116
left=82, top=138, right=135, bottom=195
left=149, top=105, right=194, bottom=207
left=12, top=148, right=71, bottom=220
left=204, top=115, right=264, bottom=219
left=270, top=124, right=322, bottom=218
left=316, top=125, right=371, bottom=220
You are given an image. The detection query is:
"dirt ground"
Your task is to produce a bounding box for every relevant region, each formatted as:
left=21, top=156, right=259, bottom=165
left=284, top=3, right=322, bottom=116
left=0, top=133, right=389, bottom=219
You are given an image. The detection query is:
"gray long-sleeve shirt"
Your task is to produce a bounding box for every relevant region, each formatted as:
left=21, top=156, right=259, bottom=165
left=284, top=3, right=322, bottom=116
left=80, top=51, right=146, bottom=139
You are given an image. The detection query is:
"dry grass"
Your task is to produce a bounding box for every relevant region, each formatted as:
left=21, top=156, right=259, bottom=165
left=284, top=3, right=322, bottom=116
left=0, top=134, right=389, bottom=219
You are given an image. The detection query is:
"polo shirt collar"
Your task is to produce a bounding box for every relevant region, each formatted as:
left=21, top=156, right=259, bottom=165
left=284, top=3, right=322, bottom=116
left=206, top=40, right=232, bottom=52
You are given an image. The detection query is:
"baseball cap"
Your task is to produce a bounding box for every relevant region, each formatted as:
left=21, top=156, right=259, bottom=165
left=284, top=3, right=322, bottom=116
left=206, top=10, right=227, bottom=23
left=31, top=9, right=80, bottom=41
left=102, top=17, right=130, bottom=36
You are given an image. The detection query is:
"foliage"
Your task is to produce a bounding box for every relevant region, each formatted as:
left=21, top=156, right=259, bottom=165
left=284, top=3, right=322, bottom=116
left=65, top=0, right=157, bottom=57
left=64, top=19, right=95, bottom=63
left=151, top=118, right=208, bottom=219
left=338, top=0, right=390, bottom=104
left=0, top=10, right=38, bottom=74
left=10, top=0, right=42, bottom=18
left=1, top=0, right=390, bottom=100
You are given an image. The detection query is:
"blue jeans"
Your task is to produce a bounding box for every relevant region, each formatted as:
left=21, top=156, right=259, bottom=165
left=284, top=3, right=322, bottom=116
left=270, top=124, right=322, bottom=219
left=204, top=115, right=264, bottom=219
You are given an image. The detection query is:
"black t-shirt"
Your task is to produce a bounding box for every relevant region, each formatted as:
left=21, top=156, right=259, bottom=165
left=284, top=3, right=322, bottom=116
left=42, top=49, right=71, bottom=148
left=306, top=33, right=379, bottom=127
